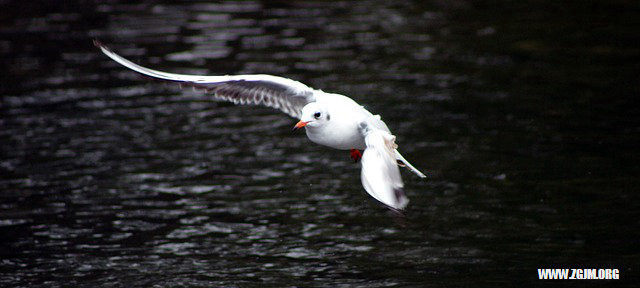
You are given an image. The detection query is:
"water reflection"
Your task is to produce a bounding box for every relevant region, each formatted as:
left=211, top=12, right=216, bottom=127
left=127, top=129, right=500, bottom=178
left=1, top=0, right=639, bottom=287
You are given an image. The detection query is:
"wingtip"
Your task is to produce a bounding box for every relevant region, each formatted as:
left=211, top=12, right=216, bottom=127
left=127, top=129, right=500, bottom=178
left=93, top=39, right=103, bottom=48
left=394, top=188, right=409, bottom=210
left=93, top=39, right=112, bottom=53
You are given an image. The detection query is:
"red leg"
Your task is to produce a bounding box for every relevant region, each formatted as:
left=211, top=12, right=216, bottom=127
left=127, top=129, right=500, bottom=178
left=350, top=149, right=362, bottom=162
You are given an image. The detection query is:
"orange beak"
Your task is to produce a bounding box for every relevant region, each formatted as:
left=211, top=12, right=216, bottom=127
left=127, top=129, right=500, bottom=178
left=292, top=121, right=310, bottom=131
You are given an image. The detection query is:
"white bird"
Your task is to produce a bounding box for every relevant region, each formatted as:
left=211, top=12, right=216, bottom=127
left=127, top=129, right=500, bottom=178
left=94, top=40, right=426, bottom=210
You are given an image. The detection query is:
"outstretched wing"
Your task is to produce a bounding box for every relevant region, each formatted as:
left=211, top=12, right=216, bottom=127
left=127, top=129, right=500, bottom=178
left=359, top=120, right=408, bottom=210
left=95, top=40, right=315, bottom=118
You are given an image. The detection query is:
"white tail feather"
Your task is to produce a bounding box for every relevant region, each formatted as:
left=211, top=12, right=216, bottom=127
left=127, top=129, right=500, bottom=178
left=395, top=150, right=427, bottom=178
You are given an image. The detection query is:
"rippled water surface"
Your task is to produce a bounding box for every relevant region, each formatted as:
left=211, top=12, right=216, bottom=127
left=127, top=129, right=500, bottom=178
left=1, top=0, right=639, bottom=287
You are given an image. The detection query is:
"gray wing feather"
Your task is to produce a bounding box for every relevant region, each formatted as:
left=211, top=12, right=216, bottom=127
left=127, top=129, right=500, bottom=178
left=95, top=40, right=315, bottom=118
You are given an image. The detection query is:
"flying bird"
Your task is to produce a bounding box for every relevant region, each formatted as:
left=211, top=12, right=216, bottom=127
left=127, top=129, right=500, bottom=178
left=94, top=40, right=426, bottom=210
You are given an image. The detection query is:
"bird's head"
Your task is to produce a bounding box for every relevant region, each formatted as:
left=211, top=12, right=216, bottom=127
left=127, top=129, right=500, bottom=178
left=293, top=102, right=330, bottom=131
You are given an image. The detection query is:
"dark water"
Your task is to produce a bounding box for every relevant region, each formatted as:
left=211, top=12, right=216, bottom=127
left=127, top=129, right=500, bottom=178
left=1, top=0, right=639, bottom=287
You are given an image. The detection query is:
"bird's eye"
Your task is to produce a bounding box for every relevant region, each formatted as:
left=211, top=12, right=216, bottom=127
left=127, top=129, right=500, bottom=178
left=313, top=112, right=321, bottom=119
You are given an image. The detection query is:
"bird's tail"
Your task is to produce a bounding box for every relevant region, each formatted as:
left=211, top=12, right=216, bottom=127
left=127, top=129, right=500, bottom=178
left=395, top=150, right=427, bottom=178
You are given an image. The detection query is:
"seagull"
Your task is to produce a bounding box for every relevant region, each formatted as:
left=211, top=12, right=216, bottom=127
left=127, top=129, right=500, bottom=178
left=94, top=40, right=426, bottom=210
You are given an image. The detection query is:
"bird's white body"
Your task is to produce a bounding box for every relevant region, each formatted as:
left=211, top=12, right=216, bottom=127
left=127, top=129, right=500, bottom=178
left=95, top=40, right=425, bottom=210
left=304, top=93, right=373, bottom=150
